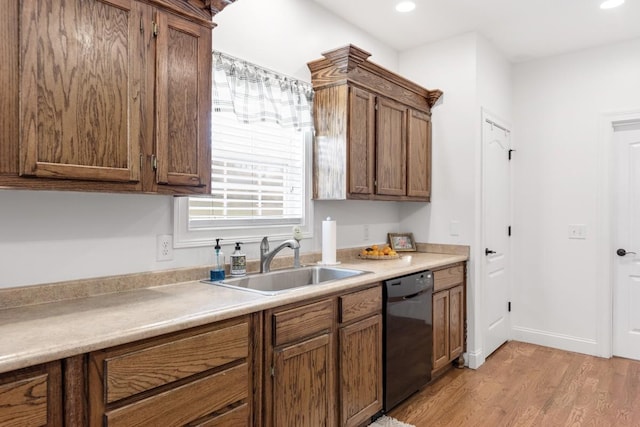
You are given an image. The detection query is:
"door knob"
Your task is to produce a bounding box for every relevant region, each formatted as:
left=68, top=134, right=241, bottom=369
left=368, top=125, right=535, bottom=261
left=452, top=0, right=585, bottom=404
left=617, top=248, right=637, bottom=257
left=485, top=248, right=496, bottom=256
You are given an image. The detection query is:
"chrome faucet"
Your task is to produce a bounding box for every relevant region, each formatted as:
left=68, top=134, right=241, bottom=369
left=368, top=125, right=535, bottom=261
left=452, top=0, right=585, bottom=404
left=260, top=237, right=301, bottom=273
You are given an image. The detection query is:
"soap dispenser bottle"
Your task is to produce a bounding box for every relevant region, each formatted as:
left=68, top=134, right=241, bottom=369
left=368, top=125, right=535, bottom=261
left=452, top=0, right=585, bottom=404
left=210, top=238, right=225, bottom=281
left=230, top=242, right=246, bottom=277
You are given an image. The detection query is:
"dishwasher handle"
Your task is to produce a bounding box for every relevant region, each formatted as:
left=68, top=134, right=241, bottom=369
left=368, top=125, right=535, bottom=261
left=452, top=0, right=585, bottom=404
left=386, top=287, right=432, bottom=303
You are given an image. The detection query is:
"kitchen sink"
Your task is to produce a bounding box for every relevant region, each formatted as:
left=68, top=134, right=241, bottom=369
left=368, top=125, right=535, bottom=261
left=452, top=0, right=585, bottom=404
left=203, top=266, right=370, bottom=296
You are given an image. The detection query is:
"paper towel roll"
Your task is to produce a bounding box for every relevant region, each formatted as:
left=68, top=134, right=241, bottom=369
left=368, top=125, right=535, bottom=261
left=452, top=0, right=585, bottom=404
left=321, top=217, right=337, bottom=265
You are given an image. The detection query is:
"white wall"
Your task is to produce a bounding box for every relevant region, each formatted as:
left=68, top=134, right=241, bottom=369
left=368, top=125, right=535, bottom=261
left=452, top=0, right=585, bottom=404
left=474, top=35, right=513, bottom=366
left=397, top=33, right=512, bottom=368
left=213, top=0, right=399, bottom=79
left=398, top=33, right=478, bottom=246
left=0, top=0, right=401, bottom=289
left=511, top=38, right=640, bottom=355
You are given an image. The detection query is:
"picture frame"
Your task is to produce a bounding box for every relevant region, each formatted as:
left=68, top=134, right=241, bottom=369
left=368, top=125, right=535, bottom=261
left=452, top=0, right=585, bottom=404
left=388, top=233, right=416, bottom=252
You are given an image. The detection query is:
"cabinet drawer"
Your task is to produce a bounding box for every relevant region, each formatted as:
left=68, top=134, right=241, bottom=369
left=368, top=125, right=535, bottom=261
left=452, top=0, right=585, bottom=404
left=273, top=299, right=334, bottom=346
left=192, top=403, right=249, bottom=427
left=340, top=286, right=382, bottom=324
left=105, top=363, right=248, bottom=427
left=104, top=320, right=249, bottom=403
left=434, top=264, right=464, bottom=292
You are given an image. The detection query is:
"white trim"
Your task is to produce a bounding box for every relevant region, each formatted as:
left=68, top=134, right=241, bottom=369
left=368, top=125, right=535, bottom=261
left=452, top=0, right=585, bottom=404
left=512, top=326, right=598, bottom=356
left=597, top=109, right=640, bottom=358
left=173, top=130, right=314, bottom=249
left=479, top=108, right=513, bottom=366
left=465, top=349, right=485, bottom=370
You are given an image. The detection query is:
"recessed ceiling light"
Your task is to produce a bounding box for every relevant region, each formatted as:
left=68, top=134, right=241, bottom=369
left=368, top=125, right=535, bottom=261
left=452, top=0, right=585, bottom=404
left=600, top=0, right=624, bottom=9
left=395, top=1, right=416, bottom=12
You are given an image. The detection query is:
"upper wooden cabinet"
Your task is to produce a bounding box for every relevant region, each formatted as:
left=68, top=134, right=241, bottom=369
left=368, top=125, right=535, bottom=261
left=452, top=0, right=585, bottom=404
left=154, top=12, right=211, bottom=190
left=308, top=44, right=442, bottom=202
left=0, top=0, right=215, bottom=194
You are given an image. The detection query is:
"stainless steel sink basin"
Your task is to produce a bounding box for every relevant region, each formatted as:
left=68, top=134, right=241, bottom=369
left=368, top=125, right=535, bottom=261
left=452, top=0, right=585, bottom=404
left=203, top=266, right=369, bottom=296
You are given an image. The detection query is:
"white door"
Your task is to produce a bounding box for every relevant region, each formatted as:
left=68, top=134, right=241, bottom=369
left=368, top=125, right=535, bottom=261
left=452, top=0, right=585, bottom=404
left=613, top=120, right=640, bottom=360
left=482, top=114, right=511, bottom=357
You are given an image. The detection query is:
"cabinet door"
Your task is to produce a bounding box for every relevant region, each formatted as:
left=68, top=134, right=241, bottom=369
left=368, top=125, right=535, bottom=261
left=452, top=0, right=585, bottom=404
left=20, top=0, right=142, bottom=183
left=432, top=290, right=450, bottom=371
left=348, top=86, right=375, bottom=195
left=0, top=362, right=62, bottom=427
left=155, top=12, right=211, bottom=192
left=406, top=109, right=431, bottom=199
left=376, top=97, right=406, bottom=196
left=339, top=315, right=383, bottom=427
left=449, top=285, right=465, bottom=358
left=273, top=334, right=335, bottom=427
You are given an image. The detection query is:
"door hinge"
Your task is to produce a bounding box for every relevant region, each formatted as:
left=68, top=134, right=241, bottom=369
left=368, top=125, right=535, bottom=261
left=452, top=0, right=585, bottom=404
left=152, top=21, right=159, bottom=37
left=508, top=149, right=516, bottom=160
left=270, top=366, right=275, bottom=377
left=508, top=226, right=512, bottom=236
left=508, top=301, right=511, bottom=312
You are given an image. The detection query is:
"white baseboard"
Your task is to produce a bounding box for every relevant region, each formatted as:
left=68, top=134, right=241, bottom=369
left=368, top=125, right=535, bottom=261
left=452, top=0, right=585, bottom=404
left=511, top=326, right=599, bottom=356
left=465, top=348, right=485, bottom=369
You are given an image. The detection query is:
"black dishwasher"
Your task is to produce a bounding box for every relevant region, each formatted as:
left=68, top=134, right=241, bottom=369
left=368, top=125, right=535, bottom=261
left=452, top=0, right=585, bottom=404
left=383, top=270, right=433, bottom=411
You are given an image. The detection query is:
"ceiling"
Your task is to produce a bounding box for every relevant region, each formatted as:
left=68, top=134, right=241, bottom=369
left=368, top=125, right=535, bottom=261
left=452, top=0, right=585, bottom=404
left=311, top=0, right=640, bottom=62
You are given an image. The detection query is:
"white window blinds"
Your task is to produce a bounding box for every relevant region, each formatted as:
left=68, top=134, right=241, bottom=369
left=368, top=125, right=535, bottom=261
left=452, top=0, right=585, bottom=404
left=180, top=51, right=313, bottom=238
left=188, top=112, right=305, bottom=228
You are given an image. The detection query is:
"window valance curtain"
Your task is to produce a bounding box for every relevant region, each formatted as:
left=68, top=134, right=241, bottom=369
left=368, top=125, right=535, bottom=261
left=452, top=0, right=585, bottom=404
left=212, top=51, right=314, bottom=130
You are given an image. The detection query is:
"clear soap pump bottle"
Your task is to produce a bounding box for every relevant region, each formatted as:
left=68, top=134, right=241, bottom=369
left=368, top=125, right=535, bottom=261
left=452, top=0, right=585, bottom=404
left=210, top=238, right=225, bottom=281
left=230, top=242, right=246, bottom=277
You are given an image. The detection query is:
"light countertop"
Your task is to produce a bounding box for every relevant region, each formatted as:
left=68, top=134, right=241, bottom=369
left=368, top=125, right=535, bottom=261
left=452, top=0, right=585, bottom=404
left=0, top=252, right=467, bottom=374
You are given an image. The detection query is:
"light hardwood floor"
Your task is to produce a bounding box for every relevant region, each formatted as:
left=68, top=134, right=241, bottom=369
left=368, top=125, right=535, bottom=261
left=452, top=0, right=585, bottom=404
left=389, top=341, right=640, bottom=426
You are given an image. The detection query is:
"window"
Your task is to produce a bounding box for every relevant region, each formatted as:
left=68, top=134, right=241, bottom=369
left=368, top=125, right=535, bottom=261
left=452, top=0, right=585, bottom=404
left=174, top=52, right=314, bottom=248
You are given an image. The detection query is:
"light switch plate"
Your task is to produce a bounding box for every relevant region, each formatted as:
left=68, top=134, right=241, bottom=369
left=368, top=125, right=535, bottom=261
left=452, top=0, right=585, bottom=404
left=450, top=220, right=460, bottom=237
left=568, top=224, right=587, bottom=239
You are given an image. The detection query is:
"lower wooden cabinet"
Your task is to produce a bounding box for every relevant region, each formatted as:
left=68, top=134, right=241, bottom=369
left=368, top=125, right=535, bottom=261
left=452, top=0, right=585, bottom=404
left=266, top=298, right=336, bottom=427
left=338, top=286, right=383, bottom=427
left=88, top=315, right=254, bottom=426
left=432, top=264, right=466, bottom=372
left=0, top=361, right=63, bottom=427
left=273, top=333, right=334, bottom=426
left=264, top=284, right=382, bottom=427
left=0, top=282, right=391, bottom=427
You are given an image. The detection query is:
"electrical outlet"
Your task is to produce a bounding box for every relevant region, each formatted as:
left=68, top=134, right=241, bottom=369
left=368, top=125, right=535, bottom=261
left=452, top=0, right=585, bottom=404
left=568, top=224, right=587, bottom=240
left=156, top=235, right=173, bottom=261
left=363, top=224, right=370, bottom=241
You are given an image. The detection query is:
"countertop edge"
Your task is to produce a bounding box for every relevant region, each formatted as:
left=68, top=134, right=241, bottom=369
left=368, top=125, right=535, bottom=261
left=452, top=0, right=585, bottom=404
left=0, top=252, right=467, bottom=374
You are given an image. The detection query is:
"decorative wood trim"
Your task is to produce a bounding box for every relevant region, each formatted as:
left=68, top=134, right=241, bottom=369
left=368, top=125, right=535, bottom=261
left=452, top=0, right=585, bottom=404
left=427, top=89, right=444, bottom=108
left=206, top=0, right=238, bottom=16
left=320, top=44, right=372, bottom=73
left=64, top=356, right=87, bottom=427
left=308, top=44, right=442, bottom=111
